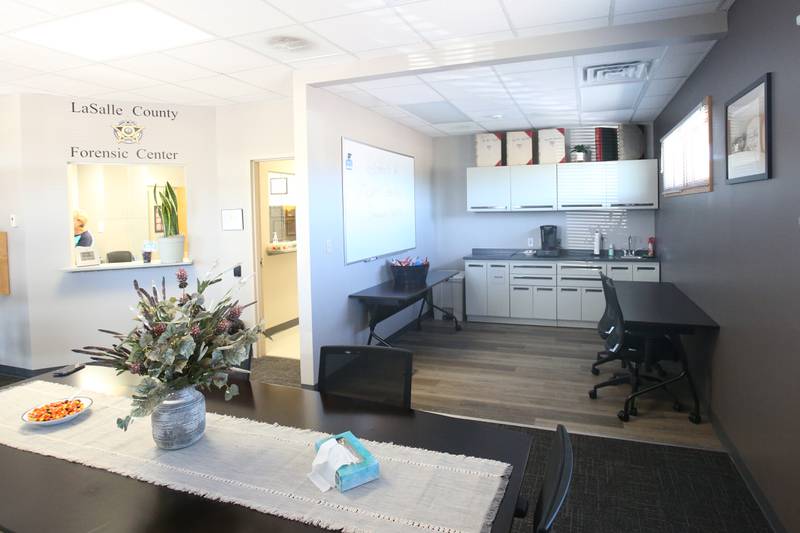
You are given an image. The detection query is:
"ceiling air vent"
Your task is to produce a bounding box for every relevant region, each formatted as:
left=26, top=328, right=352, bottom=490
left=584, top=61, right=650, bottom=85
left=268, top=35, right=311, bottom=52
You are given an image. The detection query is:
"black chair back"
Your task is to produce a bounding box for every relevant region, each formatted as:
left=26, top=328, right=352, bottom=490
left=318, top=345, right=413, bottom=409
left=533, top=424, right=574, bottom=533
left=599, top=273, right=626, bottom=355
left=107, top=251, right=134, bottom=263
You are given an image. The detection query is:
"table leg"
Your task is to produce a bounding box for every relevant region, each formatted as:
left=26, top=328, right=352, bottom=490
left=424, top=289, right=462, bottom=332
left=366, top=305, right=394, bottom=347
left=670, top=333, right=702, bottom=424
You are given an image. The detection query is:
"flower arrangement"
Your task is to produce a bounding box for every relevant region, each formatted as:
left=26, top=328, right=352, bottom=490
left=74, top=267, right=262, bottom=430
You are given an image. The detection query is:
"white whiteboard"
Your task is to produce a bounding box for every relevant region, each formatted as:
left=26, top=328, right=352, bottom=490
left=342, top=138, right=416, bottom=264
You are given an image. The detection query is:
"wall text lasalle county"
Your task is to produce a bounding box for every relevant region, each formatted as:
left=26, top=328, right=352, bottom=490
left=71, top=102, right=179, bottom=121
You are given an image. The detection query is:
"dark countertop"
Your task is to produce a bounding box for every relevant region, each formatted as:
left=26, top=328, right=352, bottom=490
left=463, top=248, right=660, bottom=262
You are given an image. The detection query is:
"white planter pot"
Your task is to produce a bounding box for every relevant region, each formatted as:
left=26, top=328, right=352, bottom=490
left=158, top=235, right=185, bottom=264
left=572, top=152, right=586, bottom=162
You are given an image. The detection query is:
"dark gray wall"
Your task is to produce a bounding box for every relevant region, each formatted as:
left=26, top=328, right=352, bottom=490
left=654, top=1, right=799, bottom=531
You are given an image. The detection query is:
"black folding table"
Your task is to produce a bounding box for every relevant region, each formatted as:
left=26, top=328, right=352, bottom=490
left=349, top=269, right=462, bottom=346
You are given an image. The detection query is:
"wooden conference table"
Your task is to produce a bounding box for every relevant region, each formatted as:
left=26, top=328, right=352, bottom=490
left=0, top=366, right=531, bottom=533
left=614, top=281, right=719, bottom=423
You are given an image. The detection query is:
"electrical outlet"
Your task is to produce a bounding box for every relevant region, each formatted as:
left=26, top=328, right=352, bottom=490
left=527, top=237, right=534, bottom=248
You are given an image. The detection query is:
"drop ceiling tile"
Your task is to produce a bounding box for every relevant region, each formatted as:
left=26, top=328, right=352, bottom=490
left=0, top=0, right=51, bottom=32
left=514, top=17, right=608, bottom=38
left=307, top=8, right=421, bottom=53
left=502, top=0, right=611, bottom=29
left=580, top=109, right=634, bottom=123
left=353, top=75, right=423, bottom=91
left=580, top=82, right=644, bottom=112
left=477, top=118, right=532, bottom=131
left=430, top=30, right=515, bottom=50
left=419, top=67, right=496, bottom=83
left=60, top=64, right=159, bottom=90
left=149, top=0, right=294, bottom=37
left=265, top=0, right=385, bottom=23
left=366, top=83, right=443, bottom=105
left=93, top=90, right=162, bottom=103
left=493, top=56, right=574, bottom=75
left=14, top=0, right=119, bottom=15
left=613, top=2, right=718, bottom=24
left=133, top=84, right=217, bottom=104
left=16, top=73, right=111, bottom=96
left=526, top=112, right=580, bottom=127
left=355, top=41, right=431, bottom=60
left=615, top=0, right=711, bottom=13
left=287, top=53, right=355, bottom=69
left=460, top=107, right=526, bottom=122
left=632, top=108, right=659, bottom=122
left=434, top=121, right=486, bottom=134
left=638, top=94, right=672, bottom=110
left=395, top=0, right=509, bottom=42
left=0, top=36, right=89, bottom=71
left=652, top=52, right=705, bottom=79
left=166, top=40, right=276, bottom=73
left=400, top=101, right=470, bottom=124
left=178, top=75, right=261, bottom=98
left=226, top=90, right=286, bottom=103
left=0, top=60, right=38, bottom=83
left=500, top=67, right=576, bottom=91
left=110, top=52, right=217, bottom=83
left=428, top=77, right=510, bottom=104
left=233, top=25, right=347, bottom=63
left=645, top=77, right=685, bottom=96
left=229, top=65, right=293, bottom=95
left=370, top=105, right=413, bottom=119
left=336, top=88, right=385, bottom=107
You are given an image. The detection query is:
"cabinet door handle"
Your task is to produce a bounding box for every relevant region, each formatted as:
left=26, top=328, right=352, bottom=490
left=513, top=275, right=553, bottom=280
left=636, top=267, right=656, bottom=271
left=610, top=267, right=629, bottom=270
left=560, top=288, right=578, bottom=292
left=470, top=205, right=506, bottom=210
left=512, top=287, right=530, bottom=291
left=560, top=203, right=603, bottom=208
left=514, top=265, right=553, bottom=269
left=489, top=264, right=507, bottom=268
left=560, top=276, right=601, bottom=281
left=467, top=264, right=483, bottom=268
left=585, top=289, right=603, bottom=293
left=610, top=203, right=655, bottom=207
left=561, top=266, right=603, bottom=270
left=513, top=204, right=553, bottom=209
left=536, top=288, right=554, bottom=292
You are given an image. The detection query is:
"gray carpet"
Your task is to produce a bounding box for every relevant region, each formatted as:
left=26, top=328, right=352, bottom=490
left=247, top=357, right=771, bottom=533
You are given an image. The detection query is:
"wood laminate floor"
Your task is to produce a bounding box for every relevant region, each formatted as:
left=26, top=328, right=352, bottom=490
left=394, top=319, right=722, bottom=451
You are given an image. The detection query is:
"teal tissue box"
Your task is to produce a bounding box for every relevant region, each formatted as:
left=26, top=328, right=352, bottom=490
left=315, top=431, right=380, bottom=492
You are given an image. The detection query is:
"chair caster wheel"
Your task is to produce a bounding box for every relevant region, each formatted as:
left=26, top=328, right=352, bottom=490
left=618, top=410, right=630, bottom=422
left=588, top=389, right=597, bottom=400
left=591, top=367, right=600, bottom=376
left=629, top=406, right=638, bottom=416
left=673, top=402, right=683, bottom=412
left=689, top=412, right=702, bottom=424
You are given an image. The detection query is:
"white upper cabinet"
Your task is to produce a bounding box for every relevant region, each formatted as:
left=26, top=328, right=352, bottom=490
left=466, top=166, right=510, bottom=212
left=556, top=162, right=611, bottom=210
left=510, top=164, right=557, bottom=211
left=606, top=159, right=659, bottom=209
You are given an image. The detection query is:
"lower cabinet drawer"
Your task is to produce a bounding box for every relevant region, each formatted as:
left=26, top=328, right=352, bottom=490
left=581, top=287, right=605, bottom=323
left=606, top=264, right=633, bottom=281
left=533, top=286, right=557, bottom=320
left=557, top=287, right=581, bottom=321
left=632, top=264, right=660, bottom=282
left=510, top=286, right=534, bottom=319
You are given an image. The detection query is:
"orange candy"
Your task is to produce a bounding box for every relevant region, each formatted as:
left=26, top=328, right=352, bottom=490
left=28, top=399, right=85, bottom=422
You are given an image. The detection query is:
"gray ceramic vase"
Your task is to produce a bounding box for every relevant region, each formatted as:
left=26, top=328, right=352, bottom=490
left=151, top=386, right=206, bottom=450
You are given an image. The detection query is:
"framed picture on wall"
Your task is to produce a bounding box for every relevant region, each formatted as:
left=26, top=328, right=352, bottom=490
left=726, top=73, right=771, bottom=184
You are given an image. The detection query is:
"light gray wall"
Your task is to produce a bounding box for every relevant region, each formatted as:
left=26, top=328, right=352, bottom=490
left=431, top=135, right=656, bottom=269
left=305, top=88, right=436, bottom=378
left=654, top=0, right=799, bottom=530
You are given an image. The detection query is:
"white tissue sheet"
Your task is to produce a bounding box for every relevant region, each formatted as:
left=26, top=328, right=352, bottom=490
left=308, top=438, right=359, bottom=492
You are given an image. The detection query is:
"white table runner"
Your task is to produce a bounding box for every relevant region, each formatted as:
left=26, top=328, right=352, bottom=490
left=0, top=381, right=511, bottom=533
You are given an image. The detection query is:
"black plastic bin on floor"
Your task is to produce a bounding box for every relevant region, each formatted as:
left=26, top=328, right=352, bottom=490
left=390, top=264, right=429, bottom=289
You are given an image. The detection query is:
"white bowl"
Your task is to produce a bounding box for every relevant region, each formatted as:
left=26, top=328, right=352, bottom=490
left=21, top=397, right=93, bottom=426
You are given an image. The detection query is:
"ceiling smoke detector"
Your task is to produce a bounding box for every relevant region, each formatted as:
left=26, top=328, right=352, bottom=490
left=584, top=61, right=650, bottom=85
left=267, top=35, right=312, bottom=52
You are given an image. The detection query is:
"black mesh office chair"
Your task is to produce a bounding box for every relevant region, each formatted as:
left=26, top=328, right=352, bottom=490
left=532, top=424, right=573, bottom=533
left=591, top=273, right=626, bottom=375
left=318, top=345, right=413, bottom=409
left=106, top=251, right=134, bottom=263
left=588, top=275, right=682, bottom=421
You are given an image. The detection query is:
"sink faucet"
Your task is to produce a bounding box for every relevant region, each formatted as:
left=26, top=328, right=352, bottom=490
left=627, top=235, right=633, bottom=256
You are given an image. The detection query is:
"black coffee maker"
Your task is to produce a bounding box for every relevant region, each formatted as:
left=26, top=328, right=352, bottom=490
left=537, top=225, right=561, bottom=257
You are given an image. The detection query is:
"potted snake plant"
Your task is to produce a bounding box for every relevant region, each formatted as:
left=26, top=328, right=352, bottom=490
left=571, top=144, right=590, bottom=162
left=154, top=182, right=184, bottom=263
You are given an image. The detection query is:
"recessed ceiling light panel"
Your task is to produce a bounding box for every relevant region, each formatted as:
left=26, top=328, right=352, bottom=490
left=12, top=2, right=213, bottom=61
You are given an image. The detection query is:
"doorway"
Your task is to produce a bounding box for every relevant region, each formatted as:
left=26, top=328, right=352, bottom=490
left=251, top=158, right=299, bottom=360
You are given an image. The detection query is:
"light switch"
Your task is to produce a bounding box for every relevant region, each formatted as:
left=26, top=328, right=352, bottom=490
left=325, top=239, right=333, bottom=254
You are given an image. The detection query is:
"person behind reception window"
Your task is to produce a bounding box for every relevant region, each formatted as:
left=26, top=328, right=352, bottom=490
left=73, top=210, right=93, bottom=247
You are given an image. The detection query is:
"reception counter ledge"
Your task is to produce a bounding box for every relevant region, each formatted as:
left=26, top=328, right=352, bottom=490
left=62, top=259, right=193, bottom=273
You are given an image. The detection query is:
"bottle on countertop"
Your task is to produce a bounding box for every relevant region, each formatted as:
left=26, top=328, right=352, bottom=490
left=608, top=243, right=615, bottom=258
left=593, top=230, right=601, bottom=256
left=648, top=236, right=656, bottom=257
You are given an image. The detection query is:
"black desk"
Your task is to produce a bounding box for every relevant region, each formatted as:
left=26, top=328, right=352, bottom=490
left=615, top=281, right=719, bottom=423
left=349, top=269, right=461, bottom=346
left=0, top=366, right=530, bottom=533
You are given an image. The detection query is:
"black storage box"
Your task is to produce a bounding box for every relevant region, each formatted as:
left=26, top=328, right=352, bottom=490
left=390, top=264, right=429, bottom=289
